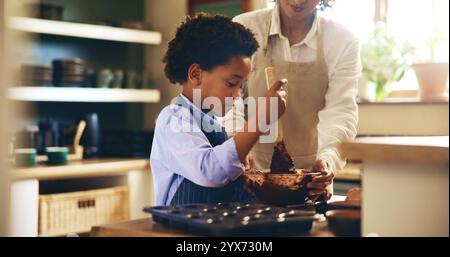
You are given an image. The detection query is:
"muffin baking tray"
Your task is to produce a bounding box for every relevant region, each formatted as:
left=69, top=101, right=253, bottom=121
left=143, top=202, right=322, bottom=236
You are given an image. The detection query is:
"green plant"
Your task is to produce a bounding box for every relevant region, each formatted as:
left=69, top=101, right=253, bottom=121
left=361, top=22, right=415, bottom=101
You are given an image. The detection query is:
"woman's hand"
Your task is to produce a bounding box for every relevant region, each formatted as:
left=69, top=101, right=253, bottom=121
left=308, top=160, right=334, bottom=201
left=243, top=153, right=255, bottom=171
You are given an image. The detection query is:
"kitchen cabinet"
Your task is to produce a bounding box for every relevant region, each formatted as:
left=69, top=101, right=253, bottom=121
left=5, top=1, right=159, bottom=237
left=10, top=0, right=161, bottom=128
left=341, top=136, right=449, bottom=236
left=9, top=158, right=153, bottom=237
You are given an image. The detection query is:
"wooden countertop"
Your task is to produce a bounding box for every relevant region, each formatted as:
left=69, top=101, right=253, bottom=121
left=10, top=155, right=360, bottom=182
left=341, top=136, right=449, bottom=166
left=11, top=158, right=149, bottom=181
left=91, top=218, right=335, bottom=237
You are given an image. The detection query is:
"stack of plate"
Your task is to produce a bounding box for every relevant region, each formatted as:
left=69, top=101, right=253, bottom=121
left=21, top=64, right=53, bottom=86
left=38, top=3, right=64, bottom=20
left=52, top=58, right=86, bottom=87
left=27, top=3, right=64, bottom=20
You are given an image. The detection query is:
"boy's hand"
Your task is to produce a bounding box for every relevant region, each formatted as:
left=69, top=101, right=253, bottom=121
left=234, top=79, right=287, bottom=164
left=262, top=79, right=287, bottom=125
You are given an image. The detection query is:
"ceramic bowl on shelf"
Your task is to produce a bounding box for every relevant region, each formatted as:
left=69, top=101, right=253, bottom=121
left=46, top=147, right=69, bottom=165
left=14, top=148, right=37, bottom=167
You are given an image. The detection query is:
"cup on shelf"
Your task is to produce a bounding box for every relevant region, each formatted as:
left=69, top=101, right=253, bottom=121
left=124, top=70, right=143, bottom=89
left=112, top=69, right=124, bottom=88
left=96, top=69, right=113, bottom=88
left=15, top=148, right=37, bottom=167
left=46, top=147, right=69, bottom=165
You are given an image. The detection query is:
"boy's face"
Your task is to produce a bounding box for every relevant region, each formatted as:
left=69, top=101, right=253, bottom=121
left=199, top=55, right=251, bottom=116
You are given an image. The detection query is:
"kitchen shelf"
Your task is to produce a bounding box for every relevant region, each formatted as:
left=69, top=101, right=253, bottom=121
left=7, top=87, right=160, bottom=103
left=11, top=158, right=149, bottom=181
left=8, top=17, right=162, bottom=45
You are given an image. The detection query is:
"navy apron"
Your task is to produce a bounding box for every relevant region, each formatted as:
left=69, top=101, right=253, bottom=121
left=170, top=96, right=255, bottom=206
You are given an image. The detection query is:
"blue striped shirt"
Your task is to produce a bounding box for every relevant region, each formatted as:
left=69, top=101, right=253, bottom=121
left=150, top=94, right=244, bottom=205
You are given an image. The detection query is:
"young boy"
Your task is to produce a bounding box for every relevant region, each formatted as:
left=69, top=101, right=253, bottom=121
left=150, top=14, right=287, bottom=206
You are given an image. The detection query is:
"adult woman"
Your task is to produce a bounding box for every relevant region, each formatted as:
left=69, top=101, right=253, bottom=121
left=225, top=0, right=361, bottom=200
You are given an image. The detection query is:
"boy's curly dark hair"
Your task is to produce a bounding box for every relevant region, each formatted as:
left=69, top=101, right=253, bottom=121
left=163, top=13, right=259, bottom=85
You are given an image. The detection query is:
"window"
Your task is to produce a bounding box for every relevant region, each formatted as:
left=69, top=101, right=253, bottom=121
left=327, top=0, right=376, bottom=43
left=265, top=0, right=449, bottom=91
left=386, top=0, right=449, bottom=90
left=266, top=0, right=376, bottom=42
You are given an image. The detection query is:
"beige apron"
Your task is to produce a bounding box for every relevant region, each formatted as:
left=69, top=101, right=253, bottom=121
left=247, top=12, right=329, bottom=170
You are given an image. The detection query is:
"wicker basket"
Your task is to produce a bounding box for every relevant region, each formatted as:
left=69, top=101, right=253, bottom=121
left=39, top=186, right=129, bottom=236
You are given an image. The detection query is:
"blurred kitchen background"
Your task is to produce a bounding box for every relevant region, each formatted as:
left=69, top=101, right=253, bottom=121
left=0, top=0, right=448, bottom=237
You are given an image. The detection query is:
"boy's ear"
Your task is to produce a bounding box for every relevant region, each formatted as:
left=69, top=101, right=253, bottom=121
left=187, top=64, right=202, bottom=86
